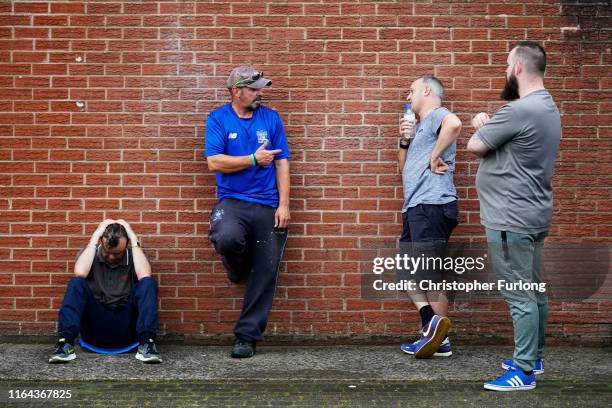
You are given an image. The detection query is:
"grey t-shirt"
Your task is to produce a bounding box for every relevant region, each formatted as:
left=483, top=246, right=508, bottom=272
left=402, top=106, right=457, bottom=212
left=76, top=246, right=137, bottom=308
left=476, top=89, right=561, bottom=234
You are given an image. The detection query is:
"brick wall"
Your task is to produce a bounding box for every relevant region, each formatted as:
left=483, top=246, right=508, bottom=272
left=0, top=1, right=610, bottom=345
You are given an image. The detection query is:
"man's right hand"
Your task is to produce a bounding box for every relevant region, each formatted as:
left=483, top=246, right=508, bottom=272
left=254, top=140, right=282, bottom=166
left=471, top=112, right=490, bottom=131
left=399, top=118, right=415, bottom=140
left=90, top=219, right=115, bottom=246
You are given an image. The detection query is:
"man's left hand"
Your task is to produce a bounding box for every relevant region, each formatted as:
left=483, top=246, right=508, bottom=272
left=430, top=157, right=449, bottom=175
left=116, top=219, right=138, bottom=244
left=274, top=205, right=290, bottom=229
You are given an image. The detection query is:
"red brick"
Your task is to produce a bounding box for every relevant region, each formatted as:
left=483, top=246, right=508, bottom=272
left=0, top=0, right=607, bottom=342
left=14, top=2, right=48, bottom=13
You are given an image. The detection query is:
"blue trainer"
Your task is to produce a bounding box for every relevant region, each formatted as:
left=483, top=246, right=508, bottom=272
left=502, top=358, right=544, bottom=375
left=401, top=337, right=452, bottom=357
left=414, top=315, right=451, bottom=359
left=484, top=368, right=536, bottom=391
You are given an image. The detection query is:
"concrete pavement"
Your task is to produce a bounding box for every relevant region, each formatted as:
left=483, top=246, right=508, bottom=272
left=0, top=344, right=610, bottom=407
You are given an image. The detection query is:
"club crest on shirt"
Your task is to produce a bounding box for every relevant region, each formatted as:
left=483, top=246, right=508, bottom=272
left=256, top=129, right=268, bottom=144
left=228, top=132, right=238, bottom=139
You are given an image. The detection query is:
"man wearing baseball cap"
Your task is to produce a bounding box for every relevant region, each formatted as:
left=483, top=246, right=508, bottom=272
left=205, top=66, right=291, bottom=358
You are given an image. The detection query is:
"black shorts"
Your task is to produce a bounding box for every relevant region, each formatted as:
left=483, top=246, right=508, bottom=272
left=397, top=201, right=458, bottom=283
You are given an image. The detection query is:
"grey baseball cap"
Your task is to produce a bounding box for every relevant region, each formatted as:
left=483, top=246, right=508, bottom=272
left=226, top=66, right=272, bottom=89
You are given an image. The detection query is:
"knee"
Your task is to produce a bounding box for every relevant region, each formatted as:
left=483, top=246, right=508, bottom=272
left=212, top=229, right=246, bottom=255
left=63, top=277, right=90, bottom=301
left=67, top=276, right=88, bottom=291
left=136, top=276, right=158, bottom=293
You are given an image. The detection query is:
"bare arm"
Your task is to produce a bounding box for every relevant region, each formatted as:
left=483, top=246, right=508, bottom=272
left=466, top=112, right=491, bottom=157
left=207, top=140, right=282, bottom=173
left=274, top=158, right=291, bottom=228
left=467, top=133, right=489, bottom=157
left=398, top=148, right=408, bottom=172
left=74, top=219, right=115, bottom=278
left=116, top=219, right=151, bottom=280
left=206, top=154, right=252, bottom=173
left=430, top=114, right=462, bottom=174
left=398, top=118, right=415, bottom=172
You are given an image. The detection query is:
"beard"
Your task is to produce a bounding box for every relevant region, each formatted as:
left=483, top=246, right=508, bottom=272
left=247, top=97, right=263, bottom=111
left=500, top=73, right=520, bottom=101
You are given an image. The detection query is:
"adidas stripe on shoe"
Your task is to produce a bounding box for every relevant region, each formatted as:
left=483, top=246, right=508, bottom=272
left=484, top=368, right=536, bottom=391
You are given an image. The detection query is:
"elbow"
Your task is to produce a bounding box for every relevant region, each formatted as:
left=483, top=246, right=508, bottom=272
left=466, top=141, right=475, bottom=154
left=453, top=123, right=462, bottom=138
left=467, top=145, right=484, bottom=158
left=74, top=268, right=88, bottom=278
left=136, top=267, right=152, bottom=279
left=206, top=158, right=218, bottom=172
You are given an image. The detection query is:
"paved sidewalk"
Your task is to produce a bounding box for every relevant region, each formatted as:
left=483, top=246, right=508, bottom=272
left=0, top=344, right=610, bottom=407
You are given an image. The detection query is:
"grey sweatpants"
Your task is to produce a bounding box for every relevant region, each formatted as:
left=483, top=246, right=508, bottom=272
left=486, top=228, right=548, bottom=372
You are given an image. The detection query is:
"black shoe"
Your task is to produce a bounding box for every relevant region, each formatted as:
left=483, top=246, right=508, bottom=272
left=136, top=339, right=162, bottom=363
left=49, top=338, right=76, bottom=363
left=231, top=338, right=256, bottom=358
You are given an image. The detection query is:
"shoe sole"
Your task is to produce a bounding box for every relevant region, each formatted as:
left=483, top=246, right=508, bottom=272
left=49, top=354, right=76, bottom=364
left=400, top=347, right=414, bottom=355
left=484, top=383, right=536, bottom=391
left=231, top=352, right=255, bottom=358
left=414, top=317, right=451, bottom=359
left=135, top=353, right=162, bottom=364
left=501, top=362, right=544, bottom=375
left=400, top=348, right=452, bottom=357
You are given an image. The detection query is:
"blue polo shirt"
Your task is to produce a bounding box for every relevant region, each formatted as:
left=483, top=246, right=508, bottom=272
left=205, top=103, right=290, bottom=207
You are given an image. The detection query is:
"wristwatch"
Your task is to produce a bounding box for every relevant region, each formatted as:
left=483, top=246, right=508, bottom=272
left=399, top=140, right=410, bottom=149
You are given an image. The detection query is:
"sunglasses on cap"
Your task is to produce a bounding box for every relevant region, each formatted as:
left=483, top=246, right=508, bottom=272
left=232, top=71, right=264, bottom=88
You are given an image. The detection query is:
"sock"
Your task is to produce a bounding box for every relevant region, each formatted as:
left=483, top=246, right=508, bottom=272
left=522, top=369, right=533, bottom=376
left=59, top=335, right=74, bottom=346
left=418, top=305, right=435, bottom=328
left=139, top=331, right=156, bottom=344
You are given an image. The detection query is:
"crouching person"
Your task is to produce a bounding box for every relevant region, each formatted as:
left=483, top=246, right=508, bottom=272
left=49, top=219, right=162, bottom=364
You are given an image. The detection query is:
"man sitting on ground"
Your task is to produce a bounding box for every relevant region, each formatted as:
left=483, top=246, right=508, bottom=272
left=49, top=219, right=161, bottom=364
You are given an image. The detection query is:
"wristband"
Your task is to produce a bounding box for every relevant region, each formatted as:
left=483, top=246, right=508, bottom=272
left=250, top=154, right=257, bottom=166
left=399, top=140, right=410, bottom=149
